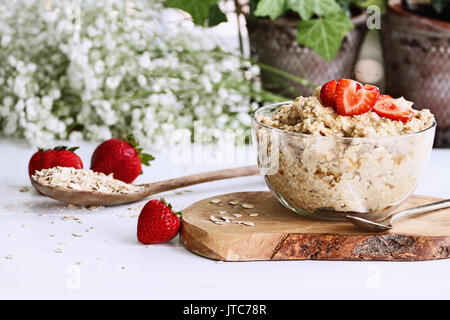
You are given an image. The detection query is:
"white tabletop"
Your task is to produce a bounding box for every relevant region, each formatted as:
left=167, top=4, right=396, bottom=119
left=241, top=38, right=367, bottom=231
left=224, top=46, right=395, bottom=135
left=0, top=138, right=449, bottom=299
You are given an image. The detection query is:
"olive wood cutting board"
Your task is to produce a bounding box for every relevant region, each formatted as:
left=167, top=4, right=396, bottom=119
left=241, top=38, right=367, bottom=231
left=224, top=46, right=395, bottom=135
left=180, top=192, right=450, bottom=261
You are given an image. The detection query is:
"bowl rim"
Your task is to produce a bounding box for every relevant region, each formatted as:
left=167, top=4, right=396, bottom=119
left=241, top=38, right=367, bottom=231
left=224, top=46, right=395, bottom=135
left=251, top=101, right=437, bottom=141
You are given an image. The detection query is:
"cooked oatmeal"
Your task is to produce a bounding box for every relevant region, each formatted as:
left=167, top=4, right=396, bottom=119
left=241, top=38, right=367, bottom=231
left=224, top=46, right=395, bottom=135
left=252, top=88, right=436, bottom=219
left=258, top=87, right=434, bottom=138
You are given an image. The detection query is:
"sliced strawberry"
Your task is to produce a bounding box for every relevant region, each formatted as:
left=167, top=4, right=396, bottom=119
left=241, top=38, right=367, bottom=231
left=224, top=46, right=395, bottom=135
left=373, top=95, right=414, bottom=122
left=320, top=80, right=337, bottom=108
left=363, top=84, right=380, bottom=99
left=335, top=79, right=378, bottom=116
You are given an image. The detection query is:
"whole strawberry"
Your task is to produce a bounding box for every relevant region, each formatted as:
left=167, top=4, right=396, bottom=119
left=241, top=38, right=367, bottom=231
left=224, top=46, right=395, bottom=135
left=137, top=199, right=182, bottom=244
left=90, top=135, right=154, bottom=183
left=28, top=146, right=83, bottom=177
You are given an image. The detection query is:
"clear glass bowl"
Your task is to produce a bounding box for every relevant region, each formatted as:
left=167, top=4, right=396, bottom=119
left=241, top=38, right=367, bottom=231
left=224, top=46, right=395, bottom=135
left=251, top=102, right=436, bottom=221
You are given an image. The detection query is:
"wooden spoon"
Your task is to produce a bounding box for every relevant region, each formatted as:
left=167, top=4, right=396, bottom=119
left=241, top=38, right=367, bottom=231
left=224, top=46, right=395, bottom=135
left=30, top=165, right=259, bottom=206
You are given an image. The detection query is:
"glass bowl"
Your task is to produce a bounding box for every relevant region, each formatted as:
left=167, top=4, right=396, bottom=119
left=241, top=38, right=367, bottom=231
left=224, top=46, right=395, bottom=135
left=251, top=102, right=436, bottom=221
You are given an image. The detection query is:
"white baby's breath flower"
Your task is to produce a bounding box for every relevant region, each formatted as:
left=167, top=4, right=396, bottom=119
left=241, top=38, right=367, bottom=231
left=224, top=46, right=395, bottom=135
left=0, top=0, right=263, bottom=147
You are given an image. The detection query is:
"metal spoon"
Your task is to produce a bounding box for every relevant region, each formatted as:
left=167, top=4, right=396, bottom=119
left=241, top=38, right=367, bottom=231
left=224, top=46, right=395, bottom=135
left=30, top=165, right=259, bottom=206
left=345, top=199, right=450, bottom=232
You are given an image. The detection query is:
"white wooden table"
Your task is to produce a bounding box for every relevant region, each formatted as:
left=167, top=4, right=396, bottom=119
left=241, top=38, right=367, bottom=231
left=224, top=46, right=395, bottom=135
left=0, top=138, right=449, bottom=299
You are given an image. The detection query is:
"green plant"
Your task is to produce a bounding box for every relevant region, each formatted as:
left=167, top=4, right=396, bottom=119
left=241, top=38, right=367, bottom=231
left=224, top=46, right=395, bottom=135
left=165, top=0, right=370, bottom=61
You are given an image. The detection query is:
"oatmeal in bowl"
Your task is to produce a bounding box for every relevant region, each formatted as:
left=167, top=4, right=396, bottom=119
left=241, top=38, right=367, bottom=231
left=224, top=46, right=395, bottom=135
left=251, top=79, right=436, bottom=221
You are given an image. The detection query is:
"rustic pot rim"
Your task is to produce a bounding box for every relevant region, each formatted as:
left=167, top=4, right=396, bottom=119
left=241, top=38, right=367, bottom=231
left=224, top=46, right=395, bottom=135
left=388, top=0, right=450, bottom=29
left=247, top=10, right=368, bottom=28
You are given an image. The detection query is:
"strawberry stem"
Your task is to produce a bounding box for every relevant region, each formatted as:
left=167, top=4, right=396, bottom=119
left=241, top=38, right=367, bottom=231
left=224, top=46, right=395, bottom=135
left=123, top=133, right=155, bottom=166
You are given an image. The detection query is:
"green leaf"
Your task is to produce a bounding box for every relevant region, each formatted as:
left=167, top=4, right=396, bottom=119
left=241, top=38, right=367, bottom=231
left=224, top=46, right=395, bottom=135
left=139, top=152, right=155, bottom=166
left=314, top=0, right=342, bottom=16
left=297, top=12, right=353, bottom=61
left=166, top=0, right=217, bottom=25
left=287, top=0, right=342, bottom=20
left=52, top=145, right=79, bottom=152
left=123, top=133, right=155, bottom=166
left=254, top=0, right=286, bottom=20
left=207, top=3, right=227, bottom=26
left=286, top=0, right=314, bottom=20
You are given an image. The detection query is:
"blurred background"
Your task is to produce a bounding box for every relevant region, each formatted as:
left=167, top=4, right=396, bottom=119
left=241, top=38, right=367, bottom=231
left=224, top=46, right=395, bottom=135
left=0, top=0, right=448, bottom=147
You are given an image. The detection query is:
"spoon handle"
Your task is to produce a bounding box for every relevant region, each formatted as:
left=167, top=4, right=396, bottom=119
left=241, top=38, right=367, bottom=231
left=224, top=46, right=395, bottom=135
left=391, top=198, right=450, bottom=222
left=140, top=165, right=259, bottom=196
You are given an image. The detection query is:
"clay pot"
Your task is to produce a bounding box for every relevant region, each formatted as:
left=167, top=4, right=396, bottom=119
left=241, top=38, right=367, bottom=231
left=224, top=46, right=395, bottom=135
left=381, top=0, right=450, bottom=147
left=246, top=12, right=367, bottom=98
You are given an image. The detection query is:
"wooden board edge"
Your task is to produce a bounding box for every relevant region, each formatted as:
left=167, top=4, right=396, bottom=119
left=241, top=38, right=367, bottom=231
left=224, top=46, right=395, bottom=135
left=272, top=233, right=450, bottom=261
left=182, top=226, right=450, bottom=261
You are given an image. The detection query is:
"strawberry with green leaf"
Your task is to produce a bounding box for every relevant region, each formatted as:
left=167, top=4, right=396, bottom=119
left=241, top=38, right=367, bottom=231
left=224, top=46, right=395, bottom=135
left=90, top=134, right=155, bottom=183
left=28, top=146, right=84, bottom=194
left=28, top=146, right=83, bottom=178
left=137, top=198, right=182, bottom=244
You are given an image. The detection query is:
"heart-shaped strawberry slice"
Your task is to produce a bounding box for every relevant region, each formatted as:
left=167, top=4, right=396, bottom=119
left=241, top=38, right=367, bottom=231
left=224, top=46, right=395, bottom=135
left=373, top=95, right=414, bottom=122
left=335, top=79, right=378, bottom=116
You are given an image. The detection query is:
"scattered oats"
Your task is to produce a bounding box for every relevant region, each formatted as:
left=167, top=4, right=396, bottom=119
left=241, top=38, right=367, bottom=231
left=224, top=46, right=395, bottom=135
left=49, top=234, right=57, bottom=238
left=232, top=213, right=242, bottom=218
left=130, top=214, right=139, bottom=218
left=217, top=210, right=227, bottom=215
left=72, top=233, right=83, bottom=237
left=6, top=205, right=15, bottom=210
left=209, top=199, right=221, bottom=204
left=32, top=167, right=144, bottom=194
left=214, top=221, right=225, bottom=225
left=22, top=223, right=31, bottom=228
left=241, top=203, right=254, bottom=209
left=85, top=227, right=94, bottom=232
left=175, top=190, right=184, bottom=195
left=4, top=254, right=15, bottom=260
left=19, top=186, right=29, bottom=192
left=38, top=213, right=47, bottom=217
left=231, top=220, right=242, bottom=224
left=67, top=204, right=77, bottom=209
left=54, top=248, right=63, bottom=254
left=249, top=213, right=259, bottom=217
left=242, top=221, right=255, bottom=226
left=87, top=205, right=103, bottom=211
left=210, top=215, right=221, bottom=222
left=229, top=200, right=239, bottom=205
left=61, top=216, right=78, bottom=221
left=184, top=189, right=193, bottom=192
left=50, top=221, right=56, bottom=224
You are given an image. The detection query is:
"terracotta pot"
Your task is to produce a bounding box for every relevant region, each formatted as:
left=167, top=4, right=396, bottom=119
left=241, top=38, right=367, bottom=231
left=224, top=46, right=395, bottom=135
left=246, top=12, right=367, bottom=98
left=381, top=0, right=450, bottom=147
